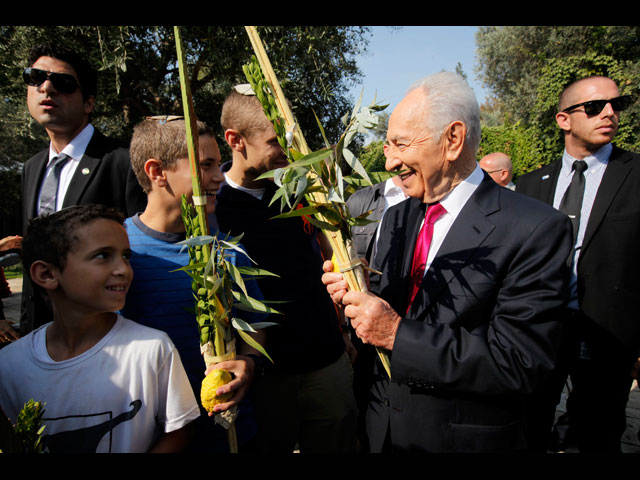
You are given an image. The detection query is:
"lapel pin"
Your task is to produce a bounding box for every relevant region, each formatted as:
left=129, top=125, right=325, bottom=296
left=82, top=168, right=90, bottom=175
left=542, top=174, right=549, bottom=180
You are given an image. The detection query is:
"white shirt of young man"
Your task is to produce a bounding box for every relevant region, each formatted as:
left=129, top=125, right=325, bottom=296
left=222, top=173, right=266, bottom=200
left=373, top=177, right=410, bottom=247
left=0, top=315, right=200, bottom=453
left=37, top=123, right=94, bottom=215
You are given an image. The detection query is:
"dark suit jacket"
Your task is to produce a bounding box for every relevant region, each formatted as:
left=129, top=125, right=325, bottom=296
left=20, top=128, right=147, bottom=333
left=366, top=174, right=572, bottom=452
left=516, top=146, right=640, bottom=355
left=347, top=180, right=388, bottom=262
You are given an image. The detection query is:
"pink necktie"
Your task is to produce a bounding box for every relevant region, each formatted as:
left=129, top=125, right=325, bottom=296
left=407, top=202, right=446, bottom=310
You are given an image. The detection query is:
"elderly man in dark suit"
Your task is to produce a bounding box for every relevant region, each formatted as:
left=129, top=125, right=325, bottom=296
left=516, top=75, right=639, bottom=452
left=323, top=71, right=572, bottom=453
left=19, top=42, right=146, bottom=335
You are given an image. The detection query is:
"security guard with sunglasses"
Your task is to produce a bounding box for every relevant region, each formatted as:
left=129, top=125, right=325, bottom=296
left=517, top=75, right=640, bottom=452
left=20, top=42, right=146, bottom=335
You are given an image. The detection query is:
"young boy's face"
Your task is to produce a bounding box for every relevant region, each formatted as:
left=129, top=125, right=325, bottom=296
left=53, top=218, right=133, bottom=316
left=166, top=134, right=224, bottom=215
left=242, top=127, right=288, bottom=178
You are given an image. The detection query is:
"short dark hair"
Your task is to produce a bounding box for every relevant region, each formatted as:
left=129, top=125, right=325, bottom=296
left=558, top=75, right=617, bottom=111
left=28, top=41, right=98, bottom=100
left=22, top=204, right=125, bottom=277
left=221, top=90, right=273, bottom=139
left=130, top=116, right=214, bottom=193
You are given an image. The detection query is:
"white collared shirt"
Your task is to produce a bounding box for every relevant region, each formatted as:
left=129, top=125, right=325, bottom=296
left=222, top=173, right=266, bottom=200
left=37, top=123, right=95, bottom=214
left=424, top=164, right=484, bottom=273
left=552, top=143, right=610, bottom=309
left=373, top=178, right=409, bottom=247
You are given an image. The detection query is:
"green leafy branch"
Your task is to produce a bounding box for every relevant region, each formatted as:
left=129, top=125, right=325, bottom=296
left=244, top=55, right=388, bottom=242
left=177, top=196, right=278, bottom=364
left=0, top=400, right=46, bottom=453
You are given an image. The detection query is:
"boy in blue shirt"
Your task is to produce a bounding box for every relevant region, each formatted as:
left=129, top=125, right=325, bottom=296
left=122, top=116, right=266, bottom=452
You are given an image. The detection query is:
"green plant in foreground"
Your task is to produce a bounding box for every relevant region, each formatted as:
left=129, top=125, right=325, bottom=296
left=0, top=400, right=46, bottom=453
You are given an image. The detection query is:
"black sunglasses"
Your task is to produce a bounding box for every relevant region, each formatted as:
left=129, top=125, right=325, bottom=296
left=23, top=67, right=80, bottom=94
left=562, top=95, right=634, bottom=116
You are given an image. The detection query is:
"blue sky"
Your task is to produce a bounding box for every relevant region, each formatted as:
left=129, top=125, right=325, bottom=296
left=349, top=26, right=488, bottom=111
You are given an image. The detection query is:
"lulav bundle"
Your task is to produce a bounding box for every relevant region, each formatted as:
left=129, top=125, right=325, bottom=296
left=242, top=26, right=393, bottom=377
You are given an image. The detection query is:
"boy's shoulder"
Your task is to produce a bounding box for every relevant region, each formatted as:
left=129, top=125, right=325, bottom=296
left=124, top=215, right=186, bottom=247
left=115, top=315, right=176, bottom=349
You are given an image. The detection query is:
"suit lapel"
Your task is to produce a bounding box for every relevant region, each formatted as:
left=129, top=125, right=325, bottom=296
left=25, top=150, right=49, bottom=220
left=581, top=146, right=633, bottom=253
left=61, top=132, right=102, bottom=208
left=406, top=177, right=498, bottom=319
left=537, top=160, right=562, bottom=205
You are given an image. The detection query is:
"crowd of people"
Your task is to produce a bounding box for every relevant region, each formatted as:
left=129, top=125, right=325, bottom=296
left=0, top=40, right=638, bottom=454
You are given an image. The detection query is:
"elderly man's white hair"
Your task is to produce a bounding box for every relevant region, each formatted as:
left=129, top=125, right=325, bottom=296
left=407, top=71, right=481, bottom=155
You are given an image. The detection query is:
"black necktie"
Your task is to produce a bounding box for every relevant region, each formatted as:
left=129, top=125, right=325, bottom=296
left=559, top=160, right=588, bottom=250
left=39, top=154, right=69, bottom=215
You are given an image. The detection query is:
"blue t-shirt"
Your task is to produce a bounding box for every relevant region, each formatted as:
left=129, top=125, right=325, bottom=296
left=121, top=214, right=265, bottom=451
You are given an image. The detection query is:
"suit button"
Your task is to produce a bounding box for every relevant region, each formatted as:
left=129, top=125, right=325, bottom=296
left=383, top=398, right=390, bottom=406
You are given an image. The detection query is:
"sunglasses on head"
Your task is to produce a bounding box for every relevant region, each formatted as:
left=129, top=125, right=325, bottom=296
left=23, top=67, right=80, bottom=94
left=562, top=95, right=634, bottom=116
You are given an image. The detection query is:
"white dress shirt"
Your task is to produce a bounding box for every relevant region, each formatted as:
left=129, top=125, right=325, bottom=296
left=373, top=178, right=409, bottom=247
left=222, top=173, right=266, bottom=200
left=424, top=164, right=484, bottom=274
left=37, top=123, right=95, bottom=214
left=552, top=143, right=610, bottom=309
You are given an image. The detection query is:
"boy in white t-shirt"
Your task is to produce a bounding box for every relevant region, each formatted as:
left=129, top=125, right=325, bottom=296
left=0, top=204, right=200, bottom=453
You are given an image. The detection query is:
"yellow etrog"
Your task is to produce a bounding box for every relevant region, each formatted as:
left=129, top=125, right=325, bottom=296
left=201, top=369, right=233, bottom=412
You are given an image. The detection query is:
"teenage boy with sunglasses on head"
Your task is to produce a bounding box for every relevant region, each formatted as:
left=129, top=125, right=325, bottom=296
left=20, top=42, right=146, bottom=335
left=517, top=75, right=640, bottom=452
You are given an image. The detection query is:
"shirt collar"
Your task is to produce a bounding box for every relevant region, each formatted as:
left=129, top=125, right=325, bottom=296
left=383, top=177, right=405, bottom=196
left=48, top=123, right=94, bottom=164
left=561, top=142, right=611, bottom=176
left=438, top=163, right=484, bottom=219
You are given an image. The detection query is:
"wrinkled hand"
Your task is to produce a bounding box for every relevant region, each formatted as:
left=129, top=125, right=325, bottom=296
left=322, top=259, right=350, bottom=305
left=342, top=290, right=401, bottom=351
left=322, top=259, right=401, bottom=350
left=0, top=319, right=20, bottom=343
left=204, top=356, right=255, bottom=414
left=0, top=235, right=22, bottom=252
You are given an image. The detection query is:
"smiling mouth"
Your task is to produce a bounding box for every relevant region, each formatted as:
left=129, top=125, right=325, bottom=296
left=106, top=285, right=128, bottom=293
left=399, top=169, right=415, bottom=181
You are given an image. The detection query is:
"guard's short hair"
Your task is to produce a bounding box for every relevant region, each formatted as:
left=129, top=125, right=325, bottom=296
left=22, top=204, right=125, bottom=276
left=558, top=75, right=616, bottom=111
left=129, top=116, right=213, bottom=193
left=220, top=90, right=273, bottom=139
left=28, top=41, right=98, bottom=101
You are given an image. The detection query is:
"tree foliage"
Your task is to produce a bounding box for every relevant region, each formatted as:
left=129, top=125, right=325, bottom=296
left=476, top=26, right=640, bottom=172
left=0, top=25, right=370, bottom=231
left=358, top=140, right=386, bottom=173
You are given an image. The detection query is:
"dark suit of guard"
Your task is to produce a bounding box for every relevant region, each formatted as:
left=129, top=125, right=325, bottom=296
left=366, top=174, right=572, bottom=452
left=516, top=145, right=640, bottom=451
left=20, top=128, right=147, bottom=334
